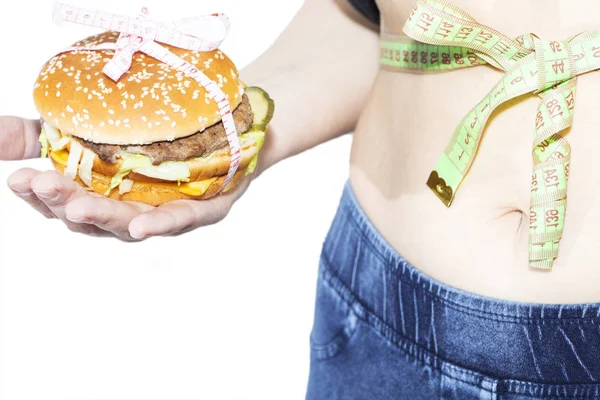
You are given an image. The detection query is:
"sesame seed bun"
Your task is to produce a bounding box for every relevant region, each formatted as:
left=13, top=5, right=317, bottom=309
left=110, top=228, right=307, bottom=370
left=33, top=30, right=243, bottom=145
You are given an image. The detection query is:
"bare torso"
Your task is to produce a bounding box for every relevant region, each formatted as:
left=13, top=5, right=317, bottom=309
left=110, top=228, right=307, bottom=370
left=349, top=0, right=600, bottom=303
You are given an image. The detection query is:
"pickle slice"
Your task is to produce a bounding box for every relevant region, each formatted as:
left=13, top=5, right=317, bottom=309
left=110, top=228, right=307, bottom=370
left=245, top=86, right=275, bottom=132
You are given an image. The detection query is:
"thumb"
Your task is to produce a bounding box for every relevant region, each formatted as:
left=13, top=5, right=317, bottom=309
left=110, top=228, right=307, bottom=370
left=0, top=117, right=42, bottom=161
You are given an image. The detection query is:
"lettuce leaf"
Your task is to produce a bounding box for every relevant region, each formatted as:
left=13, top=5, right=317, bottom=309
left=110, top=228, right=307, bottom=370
left=105, top=154, right=152, bottom=195
left=134, top=161, right=190, bottom=183
left=39, top=128, right=49, bottom=158
left=43, top=122, right=70, bottom=151
left=78, top=149, right=95, bottom=187
left=65, top=140, right=83, bottom=180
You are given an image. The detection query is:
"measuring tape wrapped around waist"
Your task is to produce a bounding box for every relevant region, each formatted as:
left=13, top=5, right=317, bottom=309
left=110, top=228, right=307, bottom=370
left=380, top=0, right=600, bottom=270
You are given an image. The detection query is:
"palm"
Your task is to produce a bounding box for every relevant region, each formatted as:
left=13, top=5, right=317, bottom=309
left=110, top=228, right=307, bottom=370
left=3, top=116, right=251, bottom=240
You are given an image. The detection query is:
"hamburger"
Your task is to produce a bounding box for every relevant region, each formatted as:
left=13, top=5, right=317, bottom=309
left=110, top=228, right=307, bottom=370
left=33, top=30, right=274, bottom=206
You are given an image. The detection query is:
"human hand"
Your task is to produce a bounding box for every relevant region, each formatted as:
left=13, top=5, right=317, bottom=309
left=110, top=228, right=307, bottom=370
left=3, top=116, right=255, bottom=241
left=7, top=166, right=252, bottom=241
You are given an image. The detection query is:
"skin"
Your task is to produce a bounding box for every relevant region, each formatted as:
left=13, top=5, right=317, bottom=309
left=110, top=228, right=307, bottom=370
left=5, top=0, right=600, bottom=303
left=4, top=0, right=378, bottom=241
left=351, top=0, right=600, bottom=303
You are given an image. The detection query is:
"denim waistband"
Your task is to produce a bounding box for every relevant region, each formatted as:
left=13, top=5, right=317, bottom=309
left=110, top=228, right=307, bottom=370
left=319, top=180, right=600, bottom=398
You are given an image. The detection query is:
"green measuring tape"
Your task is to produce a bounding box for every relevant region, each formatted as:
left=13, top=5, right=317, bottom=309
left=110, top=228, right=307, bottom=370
left=382, top=0, right=600, bottom=270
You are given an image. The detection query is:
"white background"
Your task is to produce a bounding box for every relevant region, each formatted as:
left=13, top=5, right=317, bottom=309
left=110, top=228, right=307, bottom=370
left=0, top=1, right=353, bottom=399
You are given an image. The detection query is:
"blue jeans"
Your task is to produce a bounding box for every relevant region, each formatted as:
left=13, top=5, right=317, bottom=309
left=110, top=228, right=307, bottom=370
left=305, top=181, right=600, bottom=400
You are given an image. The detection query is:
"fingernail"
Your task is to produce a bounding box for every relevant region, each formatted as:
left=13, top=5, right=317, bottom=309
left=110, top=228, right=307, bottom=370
left=35, top=189, right=58, bottom=200
left=8, top=182, right=30, bottom=194
left=66, top=215, right=90, bottom=223
left=129, top=229, right=146, bottom=240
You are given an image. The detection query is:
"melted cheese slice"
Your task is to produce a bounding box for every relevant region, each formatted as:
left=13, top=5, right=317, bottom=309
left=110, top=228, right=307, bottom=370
left=49, top=149, right=218, bottom=197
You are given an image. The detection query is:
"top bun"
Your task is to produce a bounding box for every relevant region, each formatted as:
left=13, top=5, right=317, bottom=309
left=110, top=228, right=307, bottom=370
left=33, top=31, right=243, bottom=145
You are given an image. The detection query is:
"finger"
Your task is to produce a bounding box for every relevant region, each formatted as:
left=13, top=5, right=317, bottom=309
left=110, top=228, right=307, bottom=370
left=28, top=170, right=109, bottom=236
left=7, top=168, right=56, bottom=219
left=128, top=197, right=230, bottom=239
left=128, top=175, right=251, bottom=239
left=64, top=196, right=153, bottom=241
left=0, top=117, right=42, bottom=160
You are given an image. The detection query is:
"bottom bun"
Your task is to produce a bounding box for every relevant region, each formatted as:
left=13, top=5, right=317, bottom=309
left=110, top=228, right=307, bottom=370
left=51, top=157, right=247, bottom=206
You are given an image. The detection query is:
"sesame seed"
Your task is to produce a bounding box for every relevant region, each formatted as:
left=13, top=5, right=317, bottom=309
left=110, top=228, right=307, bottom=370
left=56, top=91, right=61, bottom=97
left=66, top=105, right=74, bottom=112
left=108, top=109, right=115, bottom=115
left=56, top=82, right=62, bottom=88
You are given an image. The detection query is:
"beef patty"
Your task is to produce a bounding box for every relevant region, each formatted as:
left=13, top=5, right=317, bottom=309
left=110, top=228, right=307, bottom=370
left=75, top=94, right=253, bottom=165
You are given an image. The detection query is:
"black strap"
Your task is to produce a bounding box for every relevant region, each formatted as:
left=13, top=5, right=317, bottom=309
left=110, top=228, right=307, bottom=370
left=347, top=0, right=380, bottom=25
